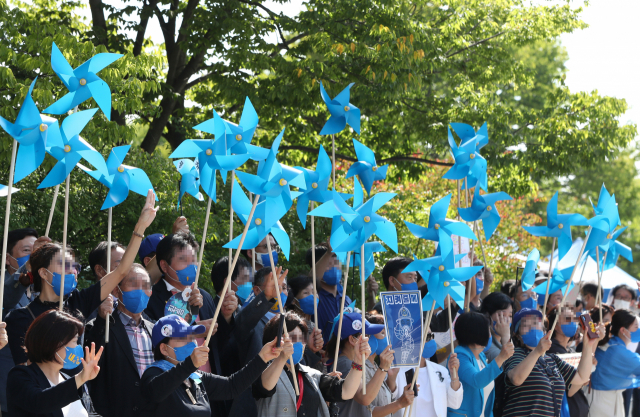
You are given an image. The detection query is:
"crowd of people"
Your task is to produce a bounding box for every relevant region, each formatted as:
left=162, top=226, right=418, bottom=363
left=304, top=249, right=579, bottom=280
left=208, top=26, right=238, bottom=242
left=0, top=195, right=639, bottom=417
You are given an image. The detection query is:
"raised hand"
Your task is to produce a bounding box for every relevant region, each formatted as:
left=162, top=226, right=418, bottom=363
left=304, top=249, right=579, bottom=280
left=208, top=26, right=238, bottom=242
left=172, top=216, right=189, bottom=234
left=78, top=343, right=104, bottom=385
left=448, top=352, right=460, bottom=375
left=188, top=284, right=204, bottom=308
left=137, top=190, right=158, bottom=231
left=190, top=346, right=210, bottom=368
left=308, top=328, right=324, bottom=353
left=221, top=290, right=238, bottom=321
left=98, top=295, right=114, bottom=320
left=353, top=336, right=371, bottom=365
left=495, top=312, right=512, bottom=341
left=260, top=337, right=287, bottom=363
left=263, top=266, right=288, bottom=301
left=379, top=345, right=394, bottom=371
left=534, top=331, right=553, bottom=356
left=398, top=384, right=415, bottom=407
left=0, top=323, right=8, bottom=350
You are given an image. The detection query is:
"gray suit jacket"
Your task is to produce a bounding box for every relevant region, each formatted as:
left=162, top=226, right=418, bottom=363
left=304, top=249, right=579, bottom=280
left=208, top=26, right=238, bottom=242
left=257, top=365, right=331, bottom=417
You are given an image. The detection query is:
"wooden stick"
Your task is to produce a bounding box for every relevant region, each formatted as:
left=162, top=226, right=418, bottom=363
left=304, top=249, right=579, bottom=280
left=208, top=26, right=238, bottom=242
left=549, top=228, right=593, bottom=332
left=447, top=295, right=457, bottom=379
left=59, top=174, right=70, bottom=311
left=542, top=237, right=556, bottom=315
left=266, top=238, right=300, bottom=395
left=457, top=181, right=462, bottom=267
left=477, top=223, right=489, bottom=269
left=205, top=195, right=259, bottom=346
left=405, top=300, right=436, bottom=417
left=0, top=139, right=18, bottom=315
left=249, top=192, right=255, bottom=274
left=332, top=134, right=336, bottom=189
left=310, top=202, right=318, bottom=330
left=105, top=207, right=112, bottom=343
left=193, top=197, right=212, bottom=287
left=44, top=184, right=60, bottom=237
left=360, top=246, right=366, bottom=395
left=332, top=251, right=352, bottom=373
left=596, top=247, right=608, bottom=321
left=228, top=172, right=235, bottom=274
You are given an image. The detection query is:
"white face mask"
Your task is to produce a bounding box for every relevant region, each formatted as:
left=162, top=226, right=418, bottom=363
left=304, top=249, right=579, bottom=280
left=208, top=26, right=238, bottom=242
left=614, top=299, right=631, bottom=310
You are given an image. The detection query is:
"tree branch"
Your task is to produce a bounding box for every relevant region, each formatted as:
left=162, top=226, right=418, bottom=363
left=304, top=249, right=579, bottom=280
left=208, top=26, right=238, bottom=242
left=446, top=31, right=506, bottom=59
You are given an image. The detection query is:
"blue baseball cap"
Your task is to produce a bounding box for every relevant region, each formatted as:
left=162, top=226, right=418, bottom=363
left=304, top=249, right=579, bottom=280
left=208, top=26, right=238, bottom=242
left=339, top=312, right=385, bottom=340
left=513, top=308, right=543, bottom=332
left=139, top=233, right=164, bottom=261
left=151, top=314, right=206, bottom=347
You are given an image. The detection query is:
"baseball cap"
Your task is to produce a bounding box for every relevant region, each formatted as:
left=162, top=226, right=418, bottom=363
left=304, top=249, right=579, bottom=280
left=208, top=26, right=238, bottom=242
left=151, top=314, right=206, bottom=347
left=139, top=233, right=164, bottom=261
left=339, top=312, right=385, bottom=340
left=513, top=308, right=543, bottom=332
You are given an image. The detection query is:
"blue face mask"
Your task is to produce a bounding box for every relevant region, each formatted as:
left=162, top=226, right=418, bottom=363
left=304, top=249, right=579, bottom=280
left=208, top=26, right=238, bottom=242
left=483, top=333, right=493, bottom=353
left=256, top=251, right=278, bottom=267
left=323, top=267, right=342, bottom=286
left=236, top=282, right=253, bottom=304
left=561, top=322, right=578, bottom=338
left=400, top=281, right=419, bottom=291
left=170, top=341, right=197, bottom=362
left=172, top=264, right=197, bottom=286
left=422, top=339, right=438, bottom=359
left=368, top=336, right=379, bottom=355
left=11, top=254, right=29, bottom=268
left=520, top=296, right=537, bottom=310
left=47, top=270, right=77, bottom=296
left=270, top=292, right=288, bottom=314
left=376, top=336, right=389, bottom=355
left=476, top=276, right=484, bottom=295
left=298, top=294, right=317, bottom=315
left=120, top=288, right=150, bottom=314
left=521, top=328, right=544, bottom=348
left=288, top=342, right=304, bottom=365
left=630, top=328, right=640, bottom=343
left=58, top=345, right=83, bottom=370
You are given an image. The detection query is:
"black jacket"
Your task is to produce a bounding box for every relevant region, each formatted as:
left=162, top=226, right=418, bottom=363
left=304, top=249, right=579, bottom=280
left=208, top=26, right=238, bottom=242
left=84, top=310, right=155, bottom=417
left=7, top=363, right=84, bottom=417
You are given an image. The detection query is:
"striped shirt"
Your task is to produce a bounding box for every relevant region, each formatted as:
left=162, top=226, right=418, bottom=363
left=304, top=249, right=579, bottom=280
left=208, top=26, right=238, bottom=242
left=502, top=347, right=576, bottom=417
left=119, top=311, right=154, bottom=377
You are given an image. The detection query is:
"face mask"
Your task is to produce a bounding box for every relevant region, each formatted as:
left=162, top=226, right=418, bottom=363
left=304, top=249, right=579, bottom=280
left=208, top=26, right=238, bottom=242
left=629, top=328, right=640, bottom=343
left=288, top=342, right=304, bottom=365
left=269, top=292, right=288, bottom=314
left=322, top=267, right=342, bottom=286
left=483, top=333, right=493, bottom=353
left=255, top=251, right=278, bottom=267
left=46, top=270, right=77, bottom=296
left=171, top=264, right=198, bottom=286
left=169, top=341, right=197, bottom=362
left=9, top=254, right=29, bottom=268
left=476, top=276, right=484, bottom=295
left=614, top=299, right=631, bottom=310
left=561, top=322, right=578, bottom=338
left=298, top=294, right=317, bottom=315
left=57, top=345, right=83, bottom=370
left=376, top=336, right=389, bottom=355
left=368, top=336, right=378, bottom=355
left=422, top=339, right=438, bottom=359
left=520, top=296, right=537, bottom=310
left=235, top=282, right=253, bottom=304
left=120, top=288, right=150, bottom=314
left=521, top=328, right=544, bottom=348
left=400, top=281, right=418, bottom=291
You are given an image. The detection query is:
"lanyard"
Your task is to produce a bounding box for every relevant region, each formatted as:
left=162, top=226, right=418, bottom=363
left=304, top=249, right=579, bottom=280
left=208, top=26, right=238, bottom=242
left=296, top=371, right=304, bottom=411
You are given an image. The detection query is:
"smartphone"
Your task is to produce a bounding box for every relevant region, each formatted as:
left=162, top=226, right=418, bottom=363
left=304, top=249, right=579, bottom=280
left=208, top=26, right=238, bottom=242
left=276, top=314, right=285, bottom=347
left=404, top=369, right=418, bottom=396
left=579, top=313, right=599, bottom=340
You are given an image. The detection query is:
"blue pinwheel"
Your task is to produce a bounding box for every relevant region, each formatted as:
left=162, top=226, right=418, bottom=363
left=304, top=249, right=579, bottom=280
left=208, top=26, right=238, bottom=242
left=80, top=145, right=156, bottom=210
left=522, top=192, right=589, bottom=260
left=422, top=292, right=444, bottom=311
left=459, top=186, right=512, bottom=241
left=533, top=264, right=575, bottom=297
left=0, top=185, right=19, bottom=197
left=443, top=126, right=488, bottom=191
left=340, top=242, right=387, bottom=280
left=235, top=128, right=306, bottom=227
left=192, top=97, right=266, bottom=162
left=591, top=184, right=620, bottom=230
left=294, top=145, right=333, bottom=228
left=174, top=159, right=204, bottom=209
left=585, top=194, right=623, bottom=254
left=346, top=139, right=389, bottom=195
left=449, top=122, right=489, bottom=151
left=0, top=78, right=61, bottom=183
left=223, top=181, right=293, bottom=259
left=37, top=108, right=109, bottom=189
left=520, top=248, right=540, bottom=291
left=318, top=82, right=360, bottom=135
left=404, top=238, right=481, bottom=307
left=404, top=194, right=477, bottom=252
left=44, top=42, right=123, bottom=120
left=589, top=228, right=633, bottom=271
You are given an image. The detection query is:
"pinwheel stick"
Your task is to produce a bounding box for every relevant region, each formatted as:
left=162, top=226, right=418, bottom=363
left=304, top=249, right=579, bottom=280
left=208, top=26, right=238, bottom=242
left=360, top=246, right=366, bottom=395
left=249, top=192, right=255, bottom=273
left=456, top=181, right=463, bottom=268
left=266, top=238, right=300, bottom=395
left=228, top=172, right=235, bottom=274
left=193, top=197, right=213, bottom=288
left=332, top=251, right=352, bottom=373
left=332, top=135, right=336, bottom=188
left=595, top=248, right=608, bottom=322
left=105, top=207, right=112, bottom=343
left=44, top=184, right=60, bottom=237
left=205, top=194, right=259, bottom=346
left=447, top=295, right=457, bottom=379
left=549, top=227, right=593, bottom=333
left=310, top=202, right=318, bottom=330
left=59, top=175, right=70, bottom=311
left=541, top=237, right=557, bottom=315
left=477, top=223, right=488, bottom=271
left=0, top=140, right=18, bottom=315
left=404, top=300, right=437, bottom=417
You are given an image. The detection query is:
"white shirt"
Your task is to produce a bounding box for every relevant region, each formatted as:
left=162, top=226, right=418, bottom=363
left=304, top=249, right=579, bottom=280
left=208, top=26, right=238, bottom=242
left=477, top=359, right=494, bottom=415
left=47, top=377, right=89, bottom=417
